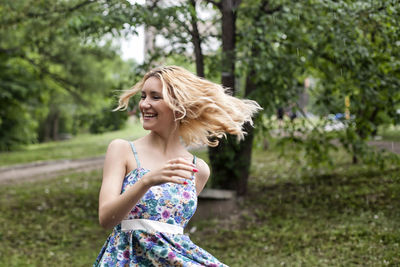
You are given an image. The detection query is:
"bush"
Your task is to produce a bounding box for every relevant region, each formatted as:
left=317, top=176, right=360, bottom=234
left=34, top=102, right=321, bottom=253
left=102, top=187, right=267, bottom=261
left=0, top=101, right=38, bottom=151
left=89, top=107, right=128, bottom=134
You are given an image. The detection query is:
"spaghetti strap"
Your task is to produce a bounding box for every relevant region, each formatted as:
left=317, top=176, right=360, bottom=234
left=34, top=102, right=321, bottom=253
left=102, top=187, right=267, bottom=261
left=191, top=155, right=197, bottom=180
left=129, top=142, right=141, bottom=169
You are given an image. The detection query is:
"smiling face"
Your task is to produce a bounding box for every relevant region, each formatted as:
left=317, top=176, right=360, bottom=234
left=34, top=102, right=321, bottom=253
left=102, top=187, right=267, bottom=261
left=139, top=76, right=177, bottom=133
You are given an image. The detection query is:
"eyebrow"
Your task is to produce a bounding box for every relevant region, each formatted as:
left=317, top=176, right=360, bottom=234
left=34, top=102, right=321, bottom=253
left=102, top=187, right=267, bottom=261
left=141, top=90, right=162, bottom=95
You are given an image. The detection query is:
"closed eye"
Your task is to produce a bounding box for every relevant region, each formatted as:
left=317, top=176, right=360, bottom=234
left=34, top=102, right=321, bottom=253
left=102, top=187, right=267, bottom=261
left=140, top=91, right=163, bottom=100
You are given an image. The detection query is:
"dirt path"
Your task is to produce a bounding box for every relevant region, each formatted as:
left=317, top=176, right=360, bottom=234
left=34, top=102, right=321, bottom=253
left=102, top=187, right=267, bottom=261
left=368, top=140, right=400, bottom=154
left=0, top=141, right=398, bottom=185
left=0, top=156, right=104, bottom=184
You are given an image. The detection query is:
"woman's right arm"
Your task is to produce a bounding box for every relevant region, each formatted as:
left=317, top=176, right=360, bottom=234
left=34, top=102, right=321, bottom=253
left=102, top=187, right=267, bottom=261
left=98, top=139, right=151, bottom=229
left=98, top=139, right=197, bottom=229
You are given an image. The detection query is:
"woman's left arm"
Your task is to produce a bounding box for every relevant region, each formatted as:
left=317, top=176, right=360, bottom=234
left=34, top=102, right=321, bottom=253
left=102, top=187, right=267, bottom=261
left=194, top=158, right=210, bottom=196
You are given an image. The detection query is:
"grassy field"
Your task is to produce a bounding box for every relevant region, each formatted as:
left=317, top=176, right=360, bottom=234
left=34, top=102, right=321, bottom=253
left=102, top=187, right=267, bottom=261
left=0, top=144, right=398, bottom=266
left=0, top=118, right=148, bottom=167
left=191, top=149, right=400, bottom=266
left=378, top=125, right=400, bottom=142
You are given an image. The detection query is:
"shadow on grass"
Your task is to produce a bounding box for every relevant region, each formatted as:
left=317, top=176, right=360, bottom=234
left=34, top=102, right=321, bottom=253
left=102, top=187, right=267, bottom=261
left=190, top=162, right=400, bottom=267
left=0, top=169, right=108, bottom=266
left=252, top=166, right=400, bottom=217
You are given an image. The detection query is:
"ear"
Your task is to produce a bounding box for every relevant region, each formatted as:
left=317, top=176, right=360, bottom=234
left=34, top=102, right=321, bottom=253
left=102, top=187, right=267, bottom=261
left=174, top=110, right=185, bottom=120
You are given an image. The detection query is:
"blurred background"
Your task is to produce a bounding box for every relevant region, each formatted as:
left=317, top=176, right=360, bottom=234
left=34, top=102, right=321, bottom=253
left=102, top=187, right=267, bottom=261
left=0, top=0, right=399, bottom=266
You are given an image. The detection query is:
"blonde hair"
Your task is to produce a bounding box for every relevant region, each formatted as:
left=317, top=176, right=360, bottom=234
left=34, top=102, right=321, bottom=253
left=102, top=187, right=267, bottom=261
left=115, top=66, right=262, bottom=147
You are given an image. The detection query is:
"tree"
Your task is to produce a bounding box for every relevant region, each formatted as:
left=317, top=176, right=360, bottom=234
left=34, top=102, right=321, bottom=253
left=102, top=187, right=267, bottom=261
left=206, top=0, right=400, bottom=194
left=83, top=0, right=400, bottom=195
left=304, top=0, right=400, bottom=163
left=0, top=0, right=134, bottom=149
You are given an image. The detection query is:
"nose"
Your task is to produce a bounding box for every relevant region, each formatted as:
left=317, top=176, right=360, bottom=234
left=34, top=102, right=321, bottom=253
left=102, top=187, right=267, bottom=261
left=140, top=97, right=151, bottom=109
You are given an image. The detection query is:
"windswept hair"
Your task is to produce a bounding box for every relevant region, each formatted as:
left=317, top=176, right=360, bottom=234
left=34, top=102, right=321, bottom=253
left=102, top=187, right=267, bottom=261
left=115, top=66, right=262, bottom=147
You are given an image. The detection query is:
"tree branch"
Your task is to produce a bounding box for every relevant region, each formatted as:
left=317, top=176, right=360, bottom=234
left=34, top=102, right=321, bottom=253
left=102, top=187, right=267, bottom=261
left=203, top=0, right=222, bottom=10
left=261, top=0, right=282, bottom=15
left=2, top=0, right=95, bottom=26
left=17, top=54, right=87, bottom=104
left=146, top=0, right=162, bottom=10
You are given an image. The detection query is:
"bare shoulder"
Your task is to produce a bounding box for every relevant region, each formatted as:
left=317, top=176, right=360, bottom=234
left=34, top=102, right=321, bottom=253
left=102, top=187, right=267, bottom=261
left=107, top=138, right=130, bottom=151
left=104, top=139, right=132, bottom=164
left=196, top=158, right=210, bottom=181
left=102, top=139, right=132, bottom=181
left=107, top=139, right=130, bottom=154
left=194, top=157, right=210, bottom=195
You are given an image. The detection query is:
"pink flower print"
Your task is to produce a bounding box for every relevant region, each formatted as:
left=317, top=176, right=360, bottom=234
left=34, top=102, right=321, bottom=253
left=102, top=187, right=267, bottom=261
left=123, top=250, right=130, bottom=259
left=167, top=251, right=176, bottom=259
left=149, top=236, right=158, bottom=243
left=162, top=210, right=170, bottom=219
left=183, top=191, right=191, bottom=199
left=130, top=206, right=139, bottom=216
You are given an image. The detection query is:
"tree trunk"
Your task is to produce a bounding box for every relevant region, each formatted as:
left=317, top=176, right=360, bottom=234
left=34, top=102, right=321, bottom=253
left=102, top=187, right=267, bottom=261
left=208, top=0, right=240, bottom=192
left=352, top=154, right=358, bottom=164
left=234, top=1, right=286, bottom=194
left=52, top=111, right=59, bottom=140
left=235, top=123, right=254, bottom=195
left=220, top=0, right=236, bottom=95
left=235, top=68, right=258, bottom=195
left=43, top=117, right=52, bottom=142
left=189, top=0, right=205, bottom=78
left=41, top=107, right=60, bottom=142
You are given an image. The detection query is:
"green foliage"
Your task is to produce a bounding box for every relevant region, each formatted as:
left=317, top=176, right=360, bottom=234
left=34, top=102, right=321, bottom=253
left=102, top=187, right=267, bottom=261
left=0, top=0, right=136, bottom=150
left=89, top=108, right=128, bottom=134
left=237, top=0, right=306, bottom=113
left=124, top=0, right=399, bottom=192
left=0, top=48, right=42, bottom=149
left=306, top=1, right=400, bottom=133
left=236, top=0, right=400, bottom=166
left=0, top=96, right=38, bottom=150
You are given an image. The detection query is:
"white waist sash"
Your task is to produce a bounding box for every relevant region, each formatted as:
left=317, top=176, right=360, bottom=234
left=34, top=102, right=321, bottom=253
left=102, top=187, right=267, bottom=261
left=121, top=219, right=184, bottom=234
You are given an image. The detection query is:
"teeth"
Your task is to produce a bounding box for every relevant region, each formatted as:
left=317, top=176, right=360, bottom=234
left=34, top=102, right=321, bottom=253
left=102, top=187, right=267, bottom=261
left=143, top=113, right=157, bottom=118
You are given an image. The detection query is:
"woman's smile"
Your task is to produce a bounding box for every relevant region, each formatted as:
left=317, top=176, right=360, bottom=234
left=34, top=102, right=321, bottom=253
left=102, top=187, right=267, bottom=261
left=139, top=77, right=176, bottom=131
left=142, top=112, right=158, bottom=120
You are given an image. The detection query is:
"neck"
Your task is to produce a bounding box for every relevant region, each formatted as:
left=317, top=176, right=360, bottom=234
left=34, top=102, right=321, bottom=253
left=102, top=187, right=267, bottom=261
left=146, top=128, right=184, bottom=155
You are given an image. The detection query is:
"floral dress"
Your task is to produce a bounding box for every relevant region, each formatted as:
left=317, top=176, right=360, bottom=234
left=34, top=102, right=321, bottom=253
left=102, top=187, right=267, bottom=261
left=94, top=142, right=228, bottom=267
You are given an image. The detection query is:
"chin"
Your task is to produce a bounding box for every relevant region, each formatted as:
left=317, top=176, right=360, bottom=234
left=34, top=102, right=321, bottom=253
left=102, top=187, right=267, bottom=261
left=142, top=121, right=160, bottom=131
left=142, top=124, right=153, bottom=131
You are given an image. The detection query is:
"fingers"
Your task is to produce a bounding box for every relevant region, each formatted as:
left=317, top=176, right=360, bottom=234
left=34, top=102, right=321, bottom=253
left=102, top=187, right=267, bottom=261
left=145, top=157, right=197, bottom=187
left=166, top=163, right=198, bottom=173
left=167, top=157, right=196, bottom=168
left=163, top=169, right=193, bottom=180
left=164, top=176, right=190, bottom=185
left=163, top=157, right=197, bottom=186
left=167, top=157, right=198, bottom=172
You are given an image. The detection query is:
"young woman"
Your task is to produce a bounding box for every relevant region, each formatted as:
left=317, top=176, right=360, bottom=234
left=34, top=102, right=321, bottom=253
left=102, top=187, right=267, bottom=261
left=94, top=66, right=261, bottom=266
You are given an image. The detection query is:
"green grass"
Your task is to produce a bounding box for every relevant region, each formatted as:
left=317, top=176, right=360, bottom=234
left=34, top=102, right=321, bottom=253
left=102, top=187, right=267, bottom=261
left=189, top=148, right=400, bottom=266
left=0, top=118, right=147, bottom=167
left=0, top=145, right=399, bottom=266
left=0, top=169, right=108, bottom=266
left=378, top=125, right=400, bottom=142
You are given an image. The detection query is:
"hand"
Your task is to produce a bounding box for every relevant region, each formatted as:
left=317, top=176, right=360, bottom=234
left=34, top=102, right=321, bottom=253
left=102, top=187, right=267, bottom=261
left=142, top=157, right=198, bottom=187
